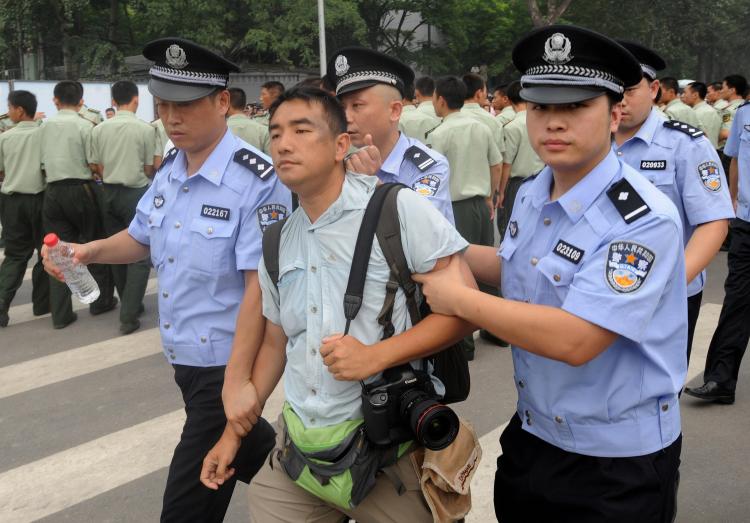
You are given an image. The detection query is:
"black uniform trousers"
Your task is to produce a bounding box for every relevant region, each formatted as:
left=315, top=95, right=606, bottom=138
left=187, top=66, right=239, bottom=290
left=495, top=414, right=681, bottom=523
left=686, top=291, right=703, bottom=367
left=42, top=180, right=115, bottom=325
left=0, top=192, right=49, bottom=315
left=162, top=365, right=276, bottom=523
left=703, top=218, right=750, bottom=391
left=101, top=184, right=151, bottom=325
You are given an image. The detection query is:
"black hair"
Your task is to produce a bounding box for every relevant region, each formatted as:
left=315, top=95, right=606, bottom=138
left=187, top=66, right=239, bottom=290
left=493, top=83, right=509, bottom=97
left=261, top=81, right=285, bottom=96
left=435, top=76, right=466, bottom=110
left=415, top=76, right=435, bottom=97
left=506, top=81, right=522, bottom=105
left=688, top=81, right=707, bottom=99
left=462, top=73, right=485, bottom=99
left=228, top=87, right=247, bottom=110
left=111, top=80, right=138, bottom=106
left=660, top=76, right=679, bottom=94
left=54, top=81, right=82, bottom=106
left=105, top=107, right=115, bottom=113
left=269, top=86, right=347, bottom=136
left=7, top=90, right=37, bottom=117
left=723, top=74, right=748, bottom=97
left=403, top=82, right=415, bottom=101
left=709, top=81, right=722, bottom=92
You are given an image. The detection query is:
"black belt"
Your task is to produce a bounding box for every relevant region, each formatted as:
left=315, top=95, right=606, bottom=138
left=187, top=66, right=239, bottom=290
left=47, top=178, right=91, bottom=186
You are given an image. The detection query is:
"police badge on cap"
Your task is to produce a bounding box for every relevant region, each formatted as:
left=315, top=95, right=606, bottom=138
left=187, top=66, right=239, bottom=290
left=326, top=46, right=415, bottom=97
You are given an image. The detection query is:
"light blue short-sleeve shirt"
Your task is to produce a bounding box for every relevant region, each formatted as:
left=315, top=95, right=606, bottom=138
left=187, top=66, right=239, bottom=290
left=725, top=102, right=750, bottom=222
left=499, top=151, right=687, bottom=458
left=128, top=130, right=292, bottom=367
left=258, top=173, right=467, bottom=428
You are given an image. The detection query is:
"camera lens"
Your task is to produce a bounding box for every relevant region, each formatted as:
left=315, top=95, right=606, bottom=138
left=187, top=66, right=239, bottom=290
left=401, top=390, right=459, bottom=451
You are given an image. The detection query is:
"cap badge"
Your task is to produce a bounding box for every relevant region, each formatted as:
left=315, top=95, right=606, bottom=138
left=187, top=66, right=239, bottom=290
left=543, top=33, right=573, bottom=65
left=165, top=44, right=188, bottom=70
left=335, top=55, right=350, bottom=76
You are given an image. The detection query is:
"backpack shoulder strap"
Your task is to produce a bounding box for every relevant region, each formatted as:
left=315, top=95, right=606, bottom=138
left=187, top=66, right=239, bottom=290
left=261, top=217, right=288, bottom=289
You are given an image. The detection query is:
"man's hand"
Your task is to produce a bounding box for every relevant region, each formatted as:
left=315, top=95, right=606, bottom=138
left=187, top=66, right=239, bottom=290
left=200, top=426, right=240, bottom=490
left=41, top=241, right=96, bottom=282
left=485, top=196, right=496, bottom=221
left=413, top=255, right=473, bottom=317
left=320, top=334, right=379, bottom=380
left=222, top=378, right=262, bottom=437
left=344, top=134, right=382, bottom=176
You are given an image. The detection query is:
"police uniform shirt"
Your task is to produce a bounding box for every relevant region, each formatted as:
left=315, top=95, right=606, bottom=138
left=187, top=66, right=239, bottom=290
left=227, top=113, right=270, bottom=154
left=663, top=98, right=700, bottom=128
left=40, top=109, right=95, bottom=183
left=416, top=100, right=438, bottom=119
left=152, top=118, right=169, bottom=158
left=496, top=105, right=516, bottom=126
left=500, top=150, right=687, bottom=457
left=613, top=107, right=734, bottom=296
left=461, top=102, right=505, bottom=158
left=719, top=98, right=745, bottom=148
left=427, top=111, right=503, bottom=201
left=258, top=172, right=468, bottom=428
left=398, top=104, right=440, bottom=142
left=693, top=100, right=722, bottom=148
left=90, top=110, right=156, bottom=188
left=502, top=110, right=544, bottom=179
left=0, top=121, right=45, bottom=195
left=128, top=130, right=291, bottom=367
left=725, top=102, right=750, bottom=221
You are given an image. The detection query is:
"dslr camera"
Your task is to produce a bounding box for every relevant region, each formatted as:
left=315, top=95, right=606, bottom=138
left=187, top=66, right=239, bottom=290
left=362, top=364, right=459, bottom=451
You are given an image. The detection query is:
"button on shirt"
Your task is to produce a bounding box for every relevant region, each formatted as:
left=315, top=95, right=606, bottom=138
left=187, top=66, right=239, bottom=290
left=725, top=103, right=750, bottom=221
left=0, top=121, right=45, bottom=195
left=499, top=151, right=687, bottom=457
left=613, top=108, right=734, bottom=296
left=128, top=131, right=292, bottom=367
left=377, top=132, right=455, bottom=224
left=259, top=173, right=467, bottom=428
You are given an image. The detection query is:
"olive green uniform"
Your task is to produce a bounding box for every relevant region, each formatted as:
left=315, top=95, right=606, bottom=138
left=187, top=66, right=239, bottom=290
left=713, top=99, right=729, bottom=112
left=0, top=121, right=49, bottom=323
left=152, top=118, right=169, bottom=157
left=398, top=103, right=440, bottom=141
left=416, top=100, right=438, bottom=119
left=719, top=98, right=745, bottom=149
left=79, top=105, right=103, bottom=125
left=693, top=101, right=722, bottom=149
left=495, top=105, right=516, bottom=126
left=664, top=98, right=701, bottom=128
left=461, top=102, right=505, bottom=159
left=40, top=109, right=114, bottom=326
left=91, top=110, right=155, bottom=328
left=227, top=113, right=270, bottom=154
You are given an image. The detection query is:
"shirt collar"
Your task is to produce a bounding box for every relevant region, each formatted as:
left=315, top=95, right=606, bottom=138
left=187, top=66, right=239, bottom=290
left=379, top=132, right=409, bottom=178
left=115, top=110, right=135, bottom=118
left=626, top=107, right=664, bottom=147
left=417, top=101, right=433, bottom=110
left=227, top=113, right=247, bottom=121
left=305, top=172, right=376, bottom=229
left=15, top=121, right=37, bottom=128
left=170, top=129, right=235, bottom=186
left=463, top=102, right=481, bottom=111
left=666, top=98, right=681, bottom=109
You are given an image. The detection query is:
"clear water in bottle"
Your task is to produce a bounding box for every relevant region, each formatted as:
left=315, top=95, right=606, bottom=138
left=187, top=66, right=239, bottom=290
left=43, top=233, right=101, bottom=304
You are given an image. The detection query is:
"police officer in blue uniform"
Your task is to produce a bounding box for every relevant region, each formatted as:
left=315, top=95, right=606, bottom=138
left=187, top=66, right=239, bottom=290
left=614, top=41, right=733, bottom=366
left=42, top=38, right=290, bottom=522
left=414, top=26, right=686, bottom=522
left=686, top=99, right=750, bottom=404
left=328, top=47, right=455, bottom=223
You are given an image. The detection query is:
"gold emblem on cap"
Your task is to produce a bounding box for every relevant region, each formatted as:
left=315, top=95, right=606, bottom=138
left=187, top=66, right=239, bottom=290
left=166, top=44, right=188, bottom=70
left=335, top=55, right=349, bottom=76
left=543, top=33, right=573, bottom=65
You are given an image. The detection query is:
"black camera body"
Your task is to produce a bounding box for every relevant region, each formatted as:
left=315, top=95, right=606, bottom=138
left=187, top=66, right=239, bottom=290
left=362, top=364, right=459, bottom=451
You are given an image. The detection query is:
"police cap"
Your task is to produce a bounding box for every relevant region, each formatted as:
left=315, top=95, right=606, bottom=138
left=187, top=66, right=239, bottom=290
left=143, top=37, right=240, bottom=102
left=616, top=40, right=666, bottom=82
left=327, top=47, right=414, bottom=98
left=512, top=25, right=642, bottom=104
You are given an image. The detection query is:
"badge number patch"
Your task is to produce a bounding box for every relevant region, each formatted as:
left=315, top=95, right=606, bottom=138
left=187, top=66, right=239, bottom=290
left=257, top=204, right=288, bottom=232
left=553, top=240, right=584, bottom=264
left=640, top=160, right=667, bottom=171
left=201, top=204, right=230, bottom=221
left=411, top=174, right=441, bottom=197
left=698, top=161, right=722, bottom=192
left=606, top=242, right=655, bottom=294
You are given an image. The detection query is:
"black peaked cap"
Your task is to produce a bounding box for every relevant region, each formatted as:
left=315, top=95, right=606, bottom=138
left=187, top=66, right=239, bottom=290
left=616, top=40, right=667, bottom=81
left=327, top=46, right=414, bottom=98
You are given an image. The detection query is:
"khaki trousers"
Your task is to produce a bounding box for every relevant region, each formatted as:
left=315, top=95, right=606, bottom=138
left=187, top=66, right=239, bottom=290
left=247, top=413, right=433, bottom=523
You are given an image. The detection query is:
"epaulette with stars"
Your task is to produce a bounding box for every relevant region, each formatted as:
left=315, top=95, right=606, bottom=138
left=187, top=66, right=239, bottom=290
left=233, top=148, right=274, bottom=181
left=404, top=145, right=436, bottom=172
left=663, top=119, right=704, bottom=138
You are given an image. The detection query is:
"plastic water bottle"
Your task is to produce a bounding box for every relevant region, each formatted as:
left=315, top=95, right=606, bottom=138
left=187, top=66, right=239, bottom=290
left=43, top=233, right=100, bottom=304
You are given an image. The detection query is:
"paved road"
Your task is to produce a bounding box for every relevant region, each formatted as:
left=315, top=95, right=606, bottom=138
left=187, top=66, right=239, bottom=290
left=0, top=252, right=748, bottom=522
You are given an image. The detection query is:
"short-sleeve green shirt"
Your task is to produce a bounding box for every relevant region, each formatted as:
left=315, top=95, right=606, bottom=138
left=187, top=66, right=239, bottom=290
left=495, top=106, right=516, bottom=126
left=719, top=98, right=745, bottom=149
left=90, top=110, right=155, bottom=188
left=416, top=101, right=438, bottom=119
left=664, top=99, right=701, bottom=128
left=502, top=111, right=545, bottom=179
left=399, top=105, right=440, bottom=141
left=227, top=114, right=270, bottom=154
left=693, top=101, right=722, bottom=149
left=153, top=118, right=169, bottom=157
left=461, top=102, right=505, bottom=157
left=0, top=121, right=45, bottom=195
left=40, top=109, right=95, bottom=183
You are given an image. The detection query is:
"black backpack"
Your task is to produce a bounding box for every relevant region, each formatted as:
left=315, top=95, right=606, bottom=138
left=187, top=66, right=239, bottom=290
left=262, top=182, right=470, bottom=404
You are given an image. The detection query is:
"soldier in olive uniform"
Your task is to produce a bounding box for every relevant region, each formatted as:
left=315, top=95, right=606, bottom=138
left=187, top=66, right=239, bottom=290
left=40, top=80, right=115, bottom=328
left=399, top=82, right=440, bottom=141
left=492, top=84, right=516, bottom=126
left=91, top=80, right=156, bottom=334
left=718, top=75, right=748, bottom=150
left=226, top=88, right=270, bottom=154
left=414, top=76, right=438, bottom=119
left=152, top=115, right=169, bottom=169
left=684, top=81, right=722, bottom=148
left=660, top=77, right=701, bottom=128
left=461, top=73, right=505, bottom=160
left=0, top=91, right=49, bottom=327
left=254, top=81, right=285, bottom=126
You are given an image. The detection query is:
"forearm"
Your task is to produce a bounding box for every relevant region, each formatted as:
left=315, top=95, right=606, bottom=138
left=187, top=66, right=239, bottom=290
left=89, top=230, right=150, bottom=264
left=225, top=272, right=265, bottom=385
left=490, top=164, right=502, bottom=195
left=729, top=157, right=739, bottom=204
left=499, top=164, right=511, bottom=196
left=464, top=244, right=501, bottom=286
left=685, top=220, right=729, bottom=282
left=250, top=339, right=286, bottom=409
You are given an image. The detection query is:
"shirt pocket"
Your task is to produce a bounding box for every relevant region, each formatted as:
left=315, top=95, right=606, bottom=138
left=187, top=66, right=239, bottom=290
left=187, top=217, right=238, bottom=274
left=535, top=254, right=577, bottom=305
left=277, top=260, right=307, bottom=337
left=147, top=211, right=166, bottom=266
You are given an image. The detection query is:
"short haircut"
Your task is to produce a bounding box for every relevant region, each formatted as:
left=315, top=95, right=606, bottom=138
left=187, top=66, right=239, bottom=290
left=54, top=80, right=82, bottom=106
left=506, top=81, right=523, bottom=105
left=415, top=76, right=435, bottom=97
left=7, top=90, right=37, bottom=117
left=295, top=77, right=322, bottom=89
left=228, top=87, right=247, bottom=110
left=111, top=80, right=138, bottom=105
left=106, top=107, right=115, bottom=113
left=403, top=82, right=415, bottom=101
left=269, top=86, right=347, bottom=136
left=709, top=81, right=722, bottom=92
left=261, top=81, right=285, bottom=96
left=493, top=83, right=509, bottom=97
left=462, top=73, right=485, bottom=99
left=723, top=74, right=748, bottom=97
left=435, top=76, right=466, bottom=110
left=688, top=81, right=707, bottom=99
left=660, top=77, right=679, bottom=93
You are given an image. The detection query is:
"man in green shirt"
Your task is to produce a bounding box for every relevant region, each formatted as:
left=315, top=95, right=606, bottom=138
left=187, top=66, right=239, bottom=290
left=226, top=88, right=270, bottom=154
left=0, top=90, right=48, bottom=327
left=91, top=80, right=156, bottom=334
left=718, top=74, right=747, bottom=149
left=684, top=81, right=722, bottom=148
left=492, top=84, right=516, bottom=126
left=152, top=115, right=169, bottom=169
left=399, top=82, right=440, bottom=141
left=660, top=77, right=701, bottom=128
left=461, top=73, right=505, bottom=159
left=414, top=76, right=438, bottom=119
left=707, top=82, right=728, bottom=111
left=40, top=80, right=115, bottom=329
left=254, top=81, right=285, bottom=127
left=428, top=76, right=503, bottom=359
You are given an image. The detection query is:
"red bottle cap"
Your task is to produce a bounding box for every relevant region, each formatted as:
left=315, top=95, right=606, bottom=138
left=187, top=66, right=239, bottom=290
left=43, top=233, right=60, bottom=248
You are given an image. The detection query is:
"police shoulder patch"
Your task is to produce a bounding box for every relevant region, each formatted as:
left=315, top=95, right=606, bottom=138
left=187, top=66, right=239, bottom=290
left=411, top=174, right=441, bottom=197
left=663, top=119, right=704, bottom=138
left=606, top=241, right=655, bottom=294
left=157, top=147, right=178, bottom=172
left=698, top=161, right=722, bottom=192
left=234, top=148, right=274, bottom=181
left=606, top=179, right=651, bottom=224
left=257, top=203, right=288, bottom=232
left=404, top=145, right=436, bottom=172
